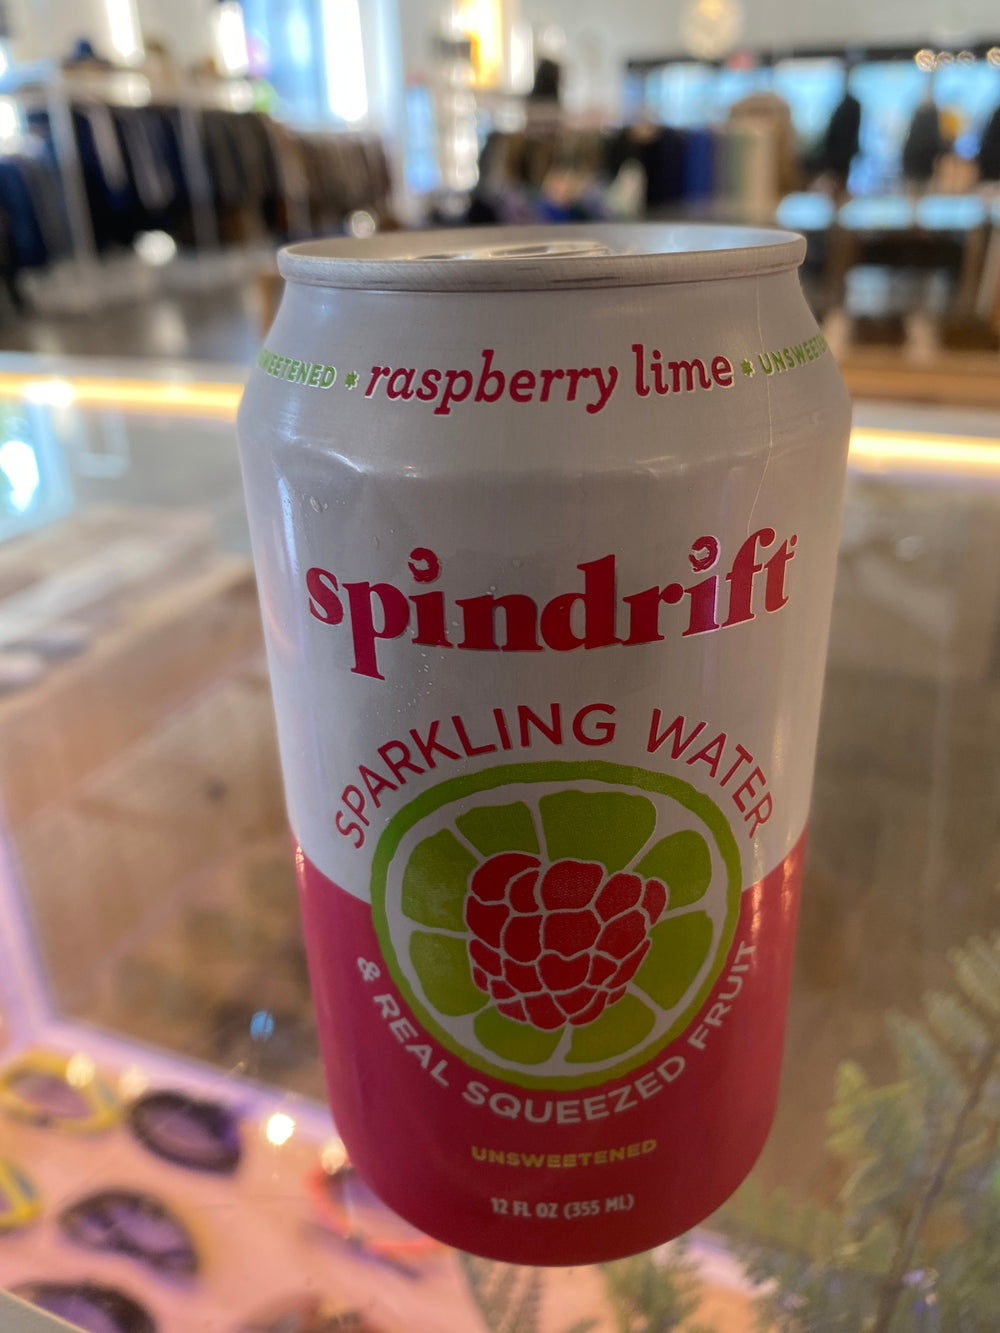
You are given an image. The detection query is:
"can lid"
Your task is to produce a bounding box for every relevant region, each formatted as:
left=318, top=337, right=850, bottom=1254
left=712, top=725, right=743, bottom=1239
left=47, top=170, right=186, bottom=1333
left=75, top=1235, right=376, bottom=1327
left=278, top=224, right=806, bottom=292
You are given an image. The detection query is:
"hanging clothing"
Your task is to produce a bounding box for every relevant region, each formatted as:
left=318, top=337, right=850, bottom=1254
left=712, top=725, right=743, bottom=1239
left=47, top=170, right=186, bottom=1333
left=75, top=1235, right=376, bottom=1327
left=0, top=155, right=69, bottom=268
left=72, top=104, right=137, bottom=247
left=3, top=92, right=395, bottom=277
left=978, top=105, right=1000, bottom=181
left=901, top=102, right=944, bottom=183
left=682, top=127, right=716, bottom=202
left=112, top=107, right=182, bottom=229
left=822, top=93, right=861, bottom=179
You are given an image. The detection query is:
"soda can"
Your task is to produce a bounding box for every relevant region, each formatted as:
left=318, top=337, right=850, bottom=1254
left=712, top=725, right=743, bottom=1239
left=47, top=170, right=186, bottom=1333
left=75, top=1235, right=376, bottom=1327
left=236, top=225, right=851, bottom=1264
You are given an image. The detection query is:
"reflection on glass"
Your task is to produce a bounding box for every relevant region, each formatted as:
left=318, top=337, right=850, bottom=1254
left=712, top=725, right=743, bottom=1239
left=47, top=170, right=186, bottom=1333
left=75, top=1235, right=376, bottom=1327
left=0, top=439, right=38, bottom=514
left=0, top=1052, right=119, bottom=1133
left=65, top=1052, right=97, bottom=1089
left=0, top=401, right=73, bottom=542
left=59, top=1189, right=199, bottom=1277
left=128, top=1091, right=242, bottom=1173
left=2, top=369, right=1000, bottom=1326
left=0, top=1159, right=41, bottom=1232
left=12, top=1280, right=156, bottom=1333
left=265, top=1111, right=296, bottom=1145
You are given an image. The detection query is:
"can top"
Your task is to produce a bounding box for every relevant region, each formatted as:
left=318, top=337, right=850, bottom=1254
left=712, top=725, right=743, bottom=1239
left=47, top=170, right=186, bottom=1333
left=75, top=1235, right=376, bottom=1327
left=278, top=223, right=806, bottom=293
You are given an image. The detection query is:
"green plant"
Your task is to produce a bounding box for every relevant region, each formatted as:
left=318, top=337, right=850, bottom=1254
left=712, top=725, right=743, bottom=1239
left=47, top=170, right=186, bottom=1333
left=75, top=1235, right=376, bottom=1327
left=602, top=1241, right=719, bottom=1332
left=720, top=932, right=1000, bottom=1332
left=458, top=1252, right=600, bottom=1333
left=459, top=1241, right=717, bottom=1333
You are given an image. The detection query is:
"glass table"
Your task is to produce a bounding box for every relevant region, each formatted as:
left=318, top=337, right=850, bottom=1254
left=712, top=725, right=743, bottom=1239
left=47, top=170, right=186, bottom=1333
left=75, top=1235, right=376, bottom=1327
left=0, top=356, right=998, bottom=1332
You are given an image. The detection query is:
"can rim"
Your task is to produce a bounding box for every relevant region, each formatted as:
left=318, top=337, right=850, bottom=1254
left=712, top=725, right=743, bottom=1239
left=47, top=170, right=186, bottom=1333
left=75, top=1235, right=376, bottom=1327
left=278, top=224, right=806, bottom=292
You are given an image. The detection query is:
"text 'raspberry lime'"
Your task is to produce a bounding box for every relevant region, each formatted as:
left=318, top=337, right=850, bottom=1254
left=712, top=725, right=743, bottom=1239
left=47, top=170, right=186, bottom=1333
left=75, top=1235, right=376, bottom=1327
left=371, top=761, right=742, bottom=1089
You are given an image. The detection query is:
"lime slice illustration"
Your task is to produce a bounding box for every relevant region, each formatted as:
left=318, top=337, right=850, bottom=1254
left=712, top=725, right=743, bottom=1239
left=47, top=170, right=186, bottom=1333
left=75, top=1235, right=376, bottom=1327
left=371, top=760, right=741, bottom=1090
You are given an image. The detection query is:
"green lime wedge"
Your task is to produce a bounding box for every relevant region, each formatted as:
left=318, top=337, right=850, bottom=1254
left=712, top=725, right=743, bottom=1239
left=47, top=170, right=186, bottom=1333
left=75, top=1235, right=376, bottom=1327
left=538, top=789, right=656, bottom=871
left=401, top=829, right=478, bottom=930
left=635, top=830, right=713, bottom=909
left=566, top=993, right=656, bottom=1063
left=409, top=932, right=488, bottom=1016
left=475, top=1007, right=563, bottom=1064
left=633, top=912, right=713, bottom=1010
left=456, top=801, right=539, bottom=856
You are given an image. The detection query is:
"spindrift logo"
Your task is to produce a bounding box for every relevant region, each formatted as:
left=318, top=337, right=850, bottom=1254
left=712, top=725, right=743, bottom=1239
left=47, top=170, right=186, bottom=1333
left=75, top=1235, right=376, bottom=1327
left=304, top=529, right=797, bottom=681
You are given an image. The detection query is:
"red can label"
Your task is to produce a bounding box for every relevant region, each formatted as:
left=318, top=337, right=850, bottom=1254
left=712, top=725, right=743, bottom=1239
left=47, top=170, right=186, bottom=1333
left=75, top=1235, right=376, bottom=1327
left=298, top=826, right=803, bottom=1265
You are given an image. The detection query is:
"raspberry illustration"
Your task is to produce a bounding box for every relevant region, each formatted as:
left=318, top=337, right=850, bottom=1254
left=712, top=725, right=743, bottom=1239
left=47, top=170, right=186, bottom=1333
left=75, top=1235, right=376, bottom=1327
left=372, top=761, right=742, bottom=1088
left=465, top=853, right=667, bottom=1028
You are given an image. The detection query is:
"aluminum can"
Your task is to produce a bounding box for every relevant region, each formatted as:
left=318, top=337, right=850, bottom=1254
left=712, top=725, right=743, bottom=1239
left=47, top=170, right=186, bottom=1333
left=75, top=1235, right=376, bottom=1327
left=236, top=224, right=851, bottom=1265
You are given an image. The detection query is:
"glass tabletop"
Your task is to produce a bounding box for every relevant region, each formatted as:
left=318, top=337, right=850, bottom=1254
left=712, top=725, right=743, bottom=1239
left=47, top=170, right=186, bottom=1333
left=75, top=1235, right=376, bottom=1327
left=0, top=357, right=999, bottom=1332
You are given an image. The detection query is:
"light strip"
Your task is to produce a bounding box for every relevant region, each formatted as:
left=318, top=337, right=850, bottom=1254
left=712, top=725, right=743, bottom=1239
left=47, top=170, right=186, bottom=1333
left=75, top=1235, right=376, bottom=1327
left=0, top=374, right=243, bottom=420
left=848, top=428, right=1000, bottom=479
left=457, top=0, right=504, bottom=86
left=1, top=375, right=1000, bottom=481
left=215, top=1, right=250, bottom=77
left=105, top=0, right=143, bottom=64
left=322, top=0, right=368, bottom=122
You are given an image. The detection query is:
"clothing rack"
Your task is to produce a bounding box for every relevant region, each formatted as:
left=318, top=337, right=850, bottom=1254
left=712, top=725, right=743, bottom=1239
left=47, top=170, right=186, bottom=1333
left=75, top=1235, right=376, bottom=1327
left=0, top=64, right=390, bottom=314
left=0, top=64, right=246, bottom=310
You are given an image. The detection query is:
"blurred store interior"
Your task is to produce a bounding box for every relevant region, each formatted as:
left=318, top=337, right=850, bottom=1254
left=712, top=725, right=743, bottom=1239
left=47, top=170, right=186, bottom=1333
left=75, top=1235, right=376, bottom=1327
left=0, top=0, right=995, bottom=384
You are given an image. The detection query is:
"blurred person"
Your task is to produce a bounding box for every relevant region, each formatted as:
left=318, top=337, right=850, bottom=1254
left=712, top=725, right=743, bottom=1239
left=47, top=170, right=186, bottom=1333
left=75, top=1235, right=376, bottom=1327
left=466, top=132, right=537, bottom=224
left=530, top=57, right=561, bottom=103
left=934, top=106, right=976, bottom=192
left=818, top=70, right=861, bottom=202
left=901, top=93, right=944, bottom=185
left=978, top=103, right=1000, bottom=180
left=603, top=121, right=676, bottom=213
left=940, top=105, right=962, bottom=147
left=525, top=57, right=562, bottom=133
